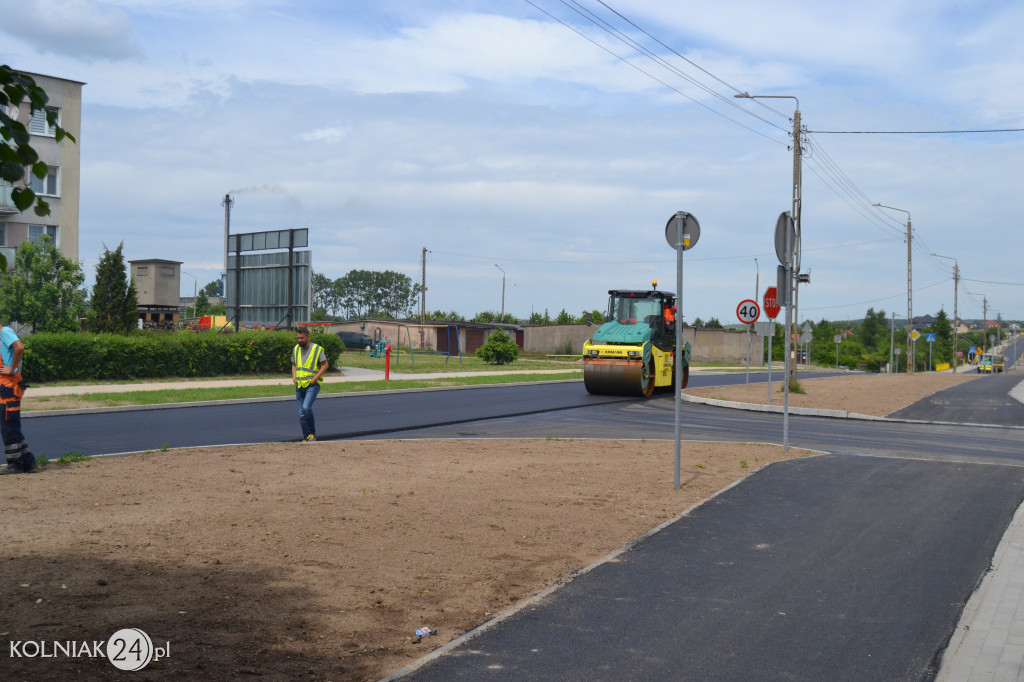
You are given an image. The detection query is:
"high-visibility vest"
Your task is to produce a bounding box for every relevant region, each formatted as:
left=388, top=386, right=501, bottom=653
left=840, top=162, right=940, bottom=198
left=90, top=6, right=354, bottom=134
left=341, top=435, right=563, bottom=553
left=293, top=343, right=325, bottom=388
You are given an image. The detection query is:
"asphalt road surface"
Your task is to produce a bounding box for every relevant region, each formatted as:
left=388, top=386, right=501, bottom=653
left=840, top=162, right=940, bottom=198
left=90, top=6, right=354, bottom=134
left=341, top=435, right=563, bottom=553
left=25, top=371, right=843, bottom=458
left=23, top=369, right=1024, bottom=681
left=393, top=455, right=1024, bottom=682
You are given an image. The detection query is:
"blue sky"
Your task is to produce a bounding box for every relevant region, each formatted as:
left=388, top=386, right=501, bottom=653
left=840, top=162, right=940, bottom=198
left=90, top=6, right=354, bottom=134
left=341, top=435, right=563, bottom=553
left=2, top=0, right=1022, bottom=324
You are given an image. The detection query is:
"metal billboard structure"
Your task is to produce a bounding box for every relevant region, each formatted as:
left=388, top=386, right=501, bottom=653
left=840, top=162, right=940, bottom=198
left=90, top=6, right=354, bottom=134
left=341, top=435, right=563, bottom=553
left=225, top=228, right=311, bottom=329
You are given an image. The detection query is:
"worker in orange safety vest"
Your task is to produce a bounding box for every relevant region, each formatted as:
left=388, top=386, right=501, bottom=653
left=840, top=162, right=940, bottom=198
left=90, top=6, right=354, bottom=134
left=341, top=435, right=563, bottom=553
left=0, top=322, right=37, bottom=474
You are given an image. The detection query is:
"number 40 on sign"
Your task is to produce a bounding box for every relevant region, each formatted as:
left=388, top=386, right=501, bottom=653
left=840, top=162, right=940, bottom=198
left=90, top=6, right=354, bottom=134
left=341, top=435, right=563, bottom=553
left=736, top=299, right=761, bottom=325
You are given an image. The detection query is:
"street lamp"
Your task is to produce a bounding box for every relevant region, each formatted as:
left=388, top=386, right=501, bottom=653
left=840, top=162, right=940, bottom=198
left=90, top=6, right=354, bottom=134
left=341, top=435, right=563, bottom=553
left=753, top=257, right=760, bottom=367
left=494, top=264, right=505, bottom=323
left=873, top=203, right=913, bottom=374
left=182, top=270, right=197, bottom=319
left=734, top=92, right=802, bottom=384
left=931, top=253, right=959, bottom=371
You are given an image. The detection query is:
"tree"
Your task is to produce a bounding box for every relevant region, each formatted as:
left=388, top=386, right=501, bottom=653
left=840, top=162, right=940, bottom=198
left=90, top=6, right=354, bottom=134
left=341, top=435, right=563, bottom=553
left=0, top=235, right=85, bottom=331
left=88, top=242, right=138, bottom=333
left=473, top=311, right=498, bottom=323
left=704, top=317, right=723, bottom=329
left=859, top=308, right=887, bottom=350
left=194, top=279, right=220, bottom=317
left=932, top=308, right=953, bottom=366
left=475, top=329, right=519, bottom=365
left=554, top=308, right=573, bottom=324
left=1, top=66, right=77, bottom=218
left=336, top=269, right=421, bottom=319
left=311, top=271, right=333, bottom=316
left=692, top=317, right=705, bottom=329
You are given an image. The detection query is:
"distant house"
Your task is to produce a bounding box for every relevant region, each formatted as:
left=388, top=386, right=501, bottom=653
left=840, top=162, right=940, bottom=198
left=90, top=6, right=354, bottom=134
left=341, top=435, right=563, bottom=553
left=912, top=315, right=936, bottom=329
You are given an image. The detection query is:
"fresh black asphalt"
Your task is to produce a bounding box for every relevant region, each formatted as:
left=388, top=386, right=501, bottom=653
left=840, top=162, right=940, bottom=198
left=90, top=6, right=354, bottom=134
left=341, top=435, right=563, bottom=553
left=888, top=373, right=1024, bottom=426
left=21, top=367, right=1024, bottom=680
left=393, top=455, right=1024, bottom=681
left=24, top=371, right=840, bottom=457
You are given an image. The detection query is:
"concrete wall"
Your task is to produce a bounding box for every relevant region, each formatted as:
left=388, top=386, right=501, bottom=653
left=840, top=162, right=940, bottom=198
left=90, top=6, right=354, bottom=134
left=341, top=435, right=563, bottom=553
left=524, top=323, right=764, bottom=364
left=328, top=320, right=765, bottom=364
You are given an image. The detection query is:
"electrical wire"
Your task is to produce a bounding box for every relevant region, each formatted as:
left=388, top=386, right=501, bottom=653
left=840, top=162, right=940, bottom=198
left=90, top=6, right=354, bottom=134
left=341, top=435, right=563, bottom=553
left=802, top=278, right=948, bottom=312
left=520, top=0, right=789, bottom=145
left=808, top=128, right=1024, bottom=135
left=560, top=0, right=789, bottom=133
left=591, top=0, right=790, bottom=120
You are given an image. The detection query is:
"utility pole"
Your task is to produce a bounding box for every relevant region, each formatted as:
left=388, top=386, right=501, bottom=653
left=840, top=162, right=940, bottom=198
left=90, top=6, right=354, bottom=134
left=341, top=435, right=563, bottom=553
left=420, top=247, right=428, bottom=347
left=733, top=91, right=802, bottom=386
left=890, top=312, right=895, bottom=373
left=494, top=264, right=506, bottom=323
left=221, top=193, right=234, bottom=327
left=873, top=203, right=912, bottom=373
left=790, top=108, right=802, bottom=384
left=983, top=297, right=988, bottom=352
left=907, top=215, right=913, bottom=373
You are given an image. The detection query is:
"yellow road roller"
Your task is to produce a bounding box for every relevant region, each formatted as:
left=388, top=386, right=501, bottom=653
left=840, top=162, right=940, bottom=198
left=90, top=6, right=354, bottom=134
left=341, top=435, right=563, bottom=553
left=582, top=283, right=691, bottom=397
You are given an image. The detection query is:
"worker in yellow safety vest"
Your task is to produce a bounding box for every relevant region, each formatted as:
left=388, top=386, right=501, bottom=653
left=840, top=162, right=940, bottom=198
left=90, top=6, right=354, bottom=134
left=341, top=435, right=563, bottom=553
left=291, top=326, right=328, bottom=442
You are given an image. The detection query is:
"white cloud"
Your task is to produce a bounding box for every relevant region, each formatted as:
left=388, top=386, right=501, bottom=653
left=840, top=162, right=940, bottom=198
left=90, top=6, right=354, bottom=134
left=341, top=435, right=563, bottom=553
left=300, top=126, right=351, bottom=144
left=0, top=0, right=139, bottom=60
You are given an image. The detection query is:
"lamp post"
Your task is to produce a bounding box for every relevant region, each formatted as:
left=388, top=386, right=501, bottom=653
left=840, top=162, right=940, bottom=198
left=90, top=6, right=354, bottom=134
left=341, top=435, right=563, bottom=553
left=754, top=257, right=761, bottom=367
left=734, top=92, right=802, bottom=384
left=494, top=264, right=505, bottom=323
left=182, top=270, right=197, bottom=319
left=873, top=203, right=913, bottom=374
left=931, top=253, right=959, bottom=372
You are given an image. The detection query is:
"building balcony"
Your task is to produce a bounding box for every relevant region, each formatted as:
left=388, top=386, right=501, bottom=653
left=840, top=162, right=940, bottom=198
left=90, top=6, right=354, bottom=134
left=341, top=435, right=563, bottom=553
left=0, top=184, right=21, bottom=216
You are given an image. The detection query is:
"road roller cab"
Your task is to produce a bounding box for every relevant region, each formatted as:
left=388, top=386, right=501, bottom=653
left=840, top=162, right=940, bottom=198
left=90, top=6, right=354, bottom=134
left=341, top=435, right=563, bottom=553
left=582, top=284, right=691, bottom=397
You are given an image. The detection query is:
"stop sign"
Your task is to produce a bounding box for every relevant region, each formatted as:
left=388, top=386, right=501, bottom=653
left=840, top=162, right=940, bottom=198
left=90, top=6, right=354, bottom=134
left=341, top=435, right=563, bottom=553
left=763, top=287, right=781, bottom=319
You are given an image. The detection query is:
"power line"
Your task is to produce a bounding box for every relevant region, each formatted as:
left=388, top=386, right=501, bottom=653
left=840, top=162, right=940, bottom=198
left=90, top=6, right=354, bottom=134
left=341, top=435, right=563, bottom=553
left=808, top=128, right=1024, bottom=135
left=520, top=0, right=789, bottom=144
left=962, top=277, right=1024, bottom=286
left=591, top=0, right=790, bottom=120
left=802, top=278, right=948, bottom=312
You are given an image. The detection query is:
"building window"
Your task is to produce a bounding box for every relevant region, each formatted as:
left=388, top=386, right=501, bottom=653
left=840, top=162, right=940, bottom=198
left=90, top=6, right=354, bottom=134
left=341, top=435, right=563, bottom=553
left=29, top=166, right=59, bottom=197
left=28, top=224, right=58, bottom=245
left=136, top=266, right=149, bottom=276
left=0, top=222, right=6, bottom=247
left=161, top=265, right=175, bottom=276
left=29, top=107, right=59, bottom=137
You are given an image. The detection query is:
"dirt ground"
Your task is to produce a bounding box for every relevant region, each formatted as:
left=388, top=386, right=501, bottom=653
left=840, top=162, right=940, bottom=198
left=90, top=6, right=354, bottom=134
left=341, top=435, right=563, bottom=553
left=0, top=373, right=973, bottom=680
left=683, top=371, right=978, bottom=416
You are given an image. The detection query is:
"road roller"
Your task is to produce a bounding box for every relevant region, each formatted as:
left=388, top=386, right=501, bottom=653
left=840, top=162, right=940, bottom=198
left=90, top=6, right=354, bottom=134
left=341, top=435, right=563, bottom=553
left=582, top=282, right=691, bottom=397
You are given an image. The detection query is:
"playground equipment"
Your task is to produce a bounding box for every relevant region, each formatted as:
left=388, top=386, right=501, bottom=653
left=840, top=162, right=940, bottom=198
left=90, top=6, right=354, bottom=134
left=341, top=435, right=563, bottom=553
left=368, top=327, right=389, bottom=358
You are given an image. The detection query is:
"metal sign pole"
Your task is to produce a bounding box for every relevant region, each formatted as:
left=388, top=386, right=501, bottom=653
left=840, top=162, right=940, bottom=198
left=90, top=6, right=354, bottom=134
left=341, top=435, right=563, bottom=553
left=674, top=214, right=684, bottom=490
left=665, top=211, right=700, bottom=490
left=768, top=327, right=773, bottom=403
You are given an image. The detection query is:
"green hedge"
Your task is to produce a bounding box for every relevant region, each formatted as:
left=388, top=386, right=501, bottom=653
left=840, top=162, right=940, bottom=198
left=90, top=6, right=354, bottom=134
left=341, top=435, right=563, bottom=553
left=21, top=330, right=343, bottom=383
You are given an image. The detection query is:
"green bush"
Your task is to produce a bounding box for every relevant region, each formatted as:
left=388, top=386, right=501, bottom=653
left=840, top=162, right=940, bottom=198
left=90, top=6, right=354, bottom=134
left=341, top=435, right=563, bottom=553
left=21, top=330, right=343, bottom=383
left=475, top=329, right=519, bottom=365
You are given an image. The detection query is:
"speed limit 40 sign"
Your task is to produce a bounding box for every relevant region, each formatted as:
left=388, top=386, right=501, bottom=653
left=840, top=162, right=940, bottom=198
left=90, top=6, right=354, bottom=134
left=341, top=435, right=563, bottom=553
left=736, top=299, right=761, bottom=325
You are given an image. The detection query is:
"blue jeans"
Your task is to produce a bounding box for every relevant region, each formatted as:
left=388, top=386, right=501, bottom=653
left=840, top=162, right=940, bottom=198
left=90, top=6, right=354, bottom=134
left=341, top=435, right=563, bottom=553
left=295, top=383, right=320, bottom=439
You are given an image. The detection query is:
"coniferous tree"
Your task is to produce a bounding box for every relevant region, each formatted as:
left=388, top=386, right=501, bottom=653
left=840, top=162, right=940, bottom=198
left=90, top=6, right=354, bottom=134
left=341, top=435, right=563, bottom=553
left=88, top=242, right=138, bottom=333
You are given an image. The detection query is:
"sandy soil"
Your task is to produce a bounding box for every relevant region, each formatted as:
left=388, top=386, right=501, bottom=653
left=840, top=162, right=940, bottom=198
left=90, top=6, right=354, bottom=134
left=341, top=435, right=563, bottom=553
left=0, top=373, right=971, bottom=680
left=683, top=371, right=978, bottom=416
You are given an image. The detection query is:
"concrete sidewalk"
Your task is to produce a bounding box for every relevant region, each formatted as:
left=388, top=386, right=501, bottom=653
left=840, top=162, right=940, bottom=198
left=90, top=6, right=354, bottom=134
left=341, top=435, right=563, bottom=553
left=938, top=499, right=1024, bottom=682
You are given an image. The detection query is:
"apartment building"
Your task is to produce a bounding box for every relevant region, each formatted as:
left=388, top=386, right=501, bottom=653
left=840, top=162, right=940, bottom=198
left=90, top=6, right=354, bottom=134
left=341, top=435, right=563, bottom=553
left=0, top=71, right=83, bottom=266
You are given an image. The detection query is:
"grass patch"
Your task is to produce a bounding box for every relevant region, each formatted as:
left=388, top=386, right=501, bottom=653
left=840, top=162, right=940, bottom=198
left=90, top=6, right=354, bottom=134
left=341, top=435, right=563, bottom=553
left=53, top=452, right=92, bottom=464
left=23, top=372, right=584, bottom=412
